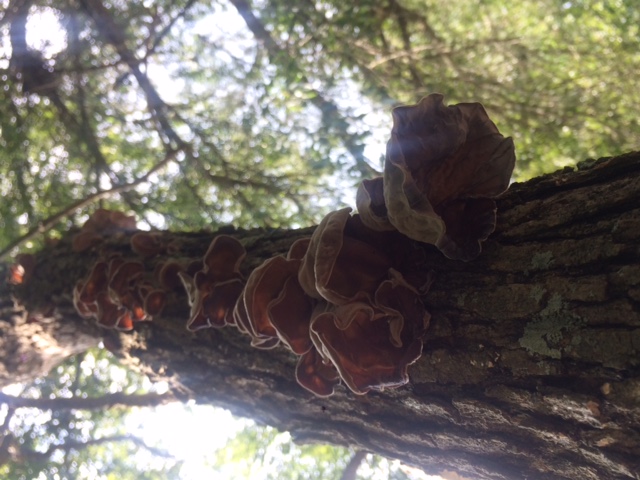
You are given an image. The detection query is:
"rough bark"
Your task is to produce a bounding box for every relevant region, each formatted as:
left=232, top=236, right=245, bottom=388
left=3, top=152, right=640, bottom=479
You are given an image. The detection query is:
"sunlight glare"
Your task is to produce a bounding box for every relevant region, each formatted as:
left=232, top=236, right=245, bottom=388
left=25, top=7, right=67, bottom=58
left=128, top=403, right=245, bottom=478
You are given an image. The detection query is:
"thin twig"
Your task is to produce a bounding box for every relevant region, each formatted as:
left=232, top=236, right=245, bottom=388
left=0, top=150, right=177, bottom=260
left=0, top=391, right=177, bottom=410
left=228, top=0, right=378, bottom=177
left=340, top=450, right=368, bottom=480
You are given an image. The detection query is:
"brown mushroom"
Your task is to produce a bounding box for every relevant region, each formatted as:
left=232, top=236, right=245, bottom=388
left=185, top=290, right=210, bottom=331
left=182, top=235, right=246, bottom=331
left=107, top=261, right=146, bottom=320
left=8, top=254, right=36, bottom=285
left=154, top=261, right=186, bottom=291
left=108, top=261, right=144, bottom=297
left=287, top=237, right=311, bottom=261
left=383, top=93, right=515, bottom=260
left=131, top=232, right=165, bottom=257
left=309, top=270, right=429, bottom=395
left=238, top=256, right=290, bottom=346
left=202, top=235, right=246, bottom=279
left=78, top=261, right=109, bottom=305
left=295, top=347, right=341, bottom=397
left=298, top=208, right=392, bottom=305
left=73, top=281, right=96, bottom=318
left=73, top=209, right=137, bottom=252
left=200, top=279, right=245, bottom=329
left=114, top=310, right=135, bottom=331
left=135, top=284, right=165, bottom=317
left=87, top=209, right=136, bottom=233
left=356, top=177, right=395, bottom=232
left=72, top=231, right=104, bottom=252
left=268, top=275, right=314, bottom=354
left=310, top=307, right=421, bottom=395
left=93, top=291, right=120, bottom=328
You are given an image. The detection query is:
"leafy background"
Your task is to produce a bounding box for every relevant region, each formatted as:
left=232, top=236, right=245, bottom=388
left=1, top=0, right=638, bottom=478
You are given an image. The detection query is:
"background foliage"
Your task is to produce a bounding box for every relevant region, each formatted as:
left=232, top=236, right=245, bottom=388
left=1, top=0, right=638, bottom=478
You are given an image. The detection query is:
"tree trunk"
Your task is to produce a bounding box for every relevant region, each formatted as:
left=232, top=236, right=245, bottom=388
left=4, top=152, right=640, bottom=479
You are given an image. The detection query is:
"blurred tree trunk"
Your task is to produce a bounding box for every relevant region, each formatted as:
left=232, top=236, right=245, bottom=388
left=3, top=152, right=640, bottom=480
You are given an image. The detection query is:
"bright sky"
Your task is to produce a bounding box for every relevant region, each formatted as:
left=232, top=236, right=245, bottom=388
left=8, top=6, right=445, bottom=480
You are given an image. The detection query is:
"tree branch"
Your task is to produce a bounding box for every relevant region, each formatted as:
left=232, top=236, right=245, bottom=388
left=340, top=450, right=368, bottom=480
left=0, top=149, right=177, bottom=260
left=79, top=0, right=185, bottom=148
left=0, top=391, right=177, bottom=410
left=228, top=0, right=378, bottom=177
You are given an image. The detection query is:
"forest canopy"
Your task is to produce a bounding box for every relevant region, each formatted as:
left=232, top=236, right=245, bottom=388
left=1, top=0, right=639, bottom=478
left=1, top=0, right=639, bottom=255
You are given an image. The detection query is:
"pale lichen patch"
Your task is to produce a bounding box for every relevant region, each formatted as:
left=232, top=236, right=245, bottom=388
left=530, top=285, right=546, bottom=304
left=530, top=251, right=554, bottom=271
left=519, top=294, right=584, bottom=359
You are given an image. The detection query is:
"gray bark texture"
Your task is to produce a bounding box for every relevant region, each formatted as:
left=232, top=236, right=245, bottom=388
left=3, top=151, right=640, bottom=480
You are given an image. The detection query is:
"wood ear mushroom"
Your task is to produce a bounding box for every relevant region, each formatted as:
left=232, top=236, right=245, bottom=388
left=359, top=93, right=516, bottom=261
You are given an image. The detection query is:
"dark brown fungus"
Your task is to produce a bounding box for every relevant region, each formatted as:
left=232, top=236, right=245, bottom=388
left=309, top=269, right=429, bottom=395
left=94, top=291, right=120, bottom=329
left=187, top=260, right=203, bottom=276
left=202, top=235, right=246, bottom=279
left=268, top=275, right=313, bottom=354
left=8, top=254, right=36, bottom=285
left=185, top=291, right=209, bottom=331
left=299, top=208, right=392, bottom=305
left=178, top=272, right=197, bottom=307
left=287, top=237, right=311, bottom=261
left=374, top=270, right=431, bottom=347
left=238, top=256, right=289, bottom=346
left=232, top=292, right=252, bottom=335
left=143, top=290, right=166, bottom=316
left=295, top=347, right=341, bottom=397
left=115, top=310, right=135, bottom=331
left=130, top=232, right=165, bottom=257
left=72, top=209, right=137, bottom=252
left=8, top=264, right=25, bottom=285
left=238, top=241, right=318, bottom=353
left=183, top=235, right=246, bottom=332
left=356, top=177, right=395, bottom=232
left=79, top=262, right=109, bottom=305
left=73, top=253, right=166, bottom=330
left=73, top=281, right=96, bottom=318
left=108, top=261, right=144, bottom=297
left=377, top=93, right=515, bottom=260
left=200, top=279, right=245, bottom=329
left=72, top=231, right=103, bottom=252
left=154, top=261, right=186, bottom=291
left=86, top=209, right=136, bottom=233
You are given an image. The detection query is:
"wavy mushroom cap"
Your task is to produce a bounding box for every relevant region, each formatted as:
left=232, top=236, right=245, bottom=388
left=383, top=94, right=515, bottom=260
left=310, top=271, right=429, bottom=395
left=356, top=177, right=395, bottom=232
left=295, top=346, right=341, bottom=397
left=298, top=208, right=393, bottom=305
left=182, top=235, right=247, bottom=331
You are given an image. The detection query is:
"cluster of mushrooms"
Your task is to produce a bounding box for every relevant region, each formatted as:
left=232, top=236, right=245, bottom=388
left=71, top=94, right=515, bottom=396
left=72, top=213, right=189, bottom=330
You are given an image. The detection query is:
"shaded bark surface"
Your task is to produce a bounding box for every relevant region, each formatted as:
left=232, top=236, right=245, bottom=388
left=4, top=152, right=640, bottom=479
